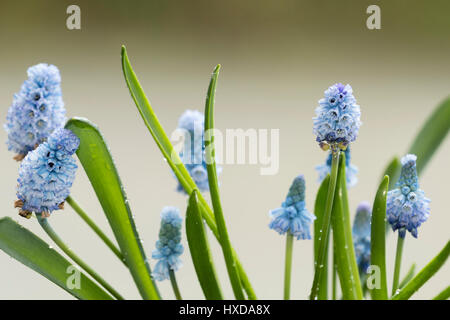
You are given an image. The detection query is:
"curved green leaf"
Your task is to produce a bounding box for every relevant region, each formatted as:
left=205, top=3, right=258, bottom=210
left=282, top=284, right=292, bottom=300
left=433, top=285, right=450, bottom=300
left=370, top=175, right=389, bottom=300
left=332, top=153, right=363, bottom=300
left=186, top=191, right=223, bottom=300
left=121, top=46, right=256, bottom=299
left=204, top=64, right=244, bottom=299
left=0, top=217, right=113, bottom=300
left=383, top=98, right=450, bottom=185
left=409, top=97, right=450, bottom=175
left=313, top=175, right=330, bottom=300
left=65, top=118, right=159, bottom=300
left=392, top=241, right=450, bottom=300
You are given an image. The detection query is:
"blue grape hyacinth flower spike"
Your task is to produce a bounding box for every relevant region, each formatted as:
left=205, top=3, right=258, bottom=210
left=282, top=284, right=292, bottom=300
left=4, top=63, right=66, bottom=160
left=316, top=146, right=358, bottom=187
left=313, top=83, right=361, bottom=152
left=352, top=201, right=372, bottom=274
left=176, top=109, right=221, bottom=193
left=15, top=128, right=79, bottom=219
left=152, top=207, right=184, bottom=281
left=386, top=154, right=430, bottom=238
left=269, top=175, right=316, bottom=240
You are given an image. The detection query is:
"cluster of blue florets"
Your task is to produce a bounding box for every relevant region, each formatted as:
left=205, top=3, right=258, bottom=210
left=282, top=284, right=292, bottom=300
left=4, top=64, right=66, bottom=157
left=152, top=207, right=184, bottom=281
left=386, top=154, right=430, bottom=238
left=16, top=128, right=79, bottom=217
left=176, top=110, right=220, bottom=193
left=313, top=83, right=361, bottom=150
left=269, top=175, right=316, bottom=240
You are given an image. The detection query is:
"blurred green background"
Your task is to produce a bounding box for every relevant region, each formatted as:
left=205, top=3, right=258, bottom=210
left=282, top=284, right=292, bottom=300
left=0, top=0, right=449, bottom=299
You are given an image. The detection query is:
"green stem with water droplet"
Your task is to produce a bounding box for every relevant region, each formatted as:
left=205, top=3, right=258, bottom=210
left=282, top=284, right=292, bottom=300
left=392, top=234, right=405, bottom=296
left=310, top=150, right=340, bottom=300
left=37, top=215, right=124, bottom=300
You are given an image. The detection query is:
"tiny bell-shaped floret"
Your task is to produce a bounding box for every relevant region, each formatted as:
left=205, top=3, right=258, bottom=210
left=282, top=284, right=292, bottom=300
left=269, top=175, right=316, bottom=240
left=386, top=154, right=430, bottom=238
left=15, top=128, right=79, bottom=219
left=151, top=207, right=184, bottom=281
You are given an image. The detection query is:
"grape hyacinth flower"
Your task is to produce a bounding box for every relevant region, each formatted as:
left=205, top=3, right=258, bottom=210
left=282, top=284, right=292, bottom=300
left=176, top=110, right=220, bottom=193
left=152, top=207, right=184, bottom=281
left=316, top=146, right=358, bottom=187
left=386, top=154, right=430, bottom=238
left=4, top=64, right=66, bottom=160
left=269, top=175, right=316, bottom=240
left=352, top=202, right=372, bottom=274
left=15, top=128, right=79, bottom=219
left=313, top=83, right=361, bottom=151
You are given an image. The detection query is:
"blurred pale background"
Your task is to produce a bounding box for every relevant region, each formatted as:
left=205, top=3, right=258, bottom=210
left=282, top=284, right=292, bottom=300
left=0, top=0, right=449, bottom=299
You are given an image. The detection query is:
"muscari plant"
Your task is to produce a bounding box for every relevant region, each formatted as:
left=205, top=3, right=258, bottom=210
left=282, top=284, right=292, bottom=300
left=0, top=47, right=449, bottom=300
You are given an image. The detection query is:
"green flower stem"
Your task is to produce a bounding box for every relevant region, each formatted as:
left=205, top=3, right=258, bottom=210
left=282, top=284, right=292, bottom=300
left=66, top=196, right=125, bottom=266
left=37, top=215, right=124, bottom=300
left=310, top=150, right=340, bottom=300
left=392, top=235, right=405, bottom=296
left=169, top=270, right=182, bottom=300
left=283, top=234, right=294, bottom=300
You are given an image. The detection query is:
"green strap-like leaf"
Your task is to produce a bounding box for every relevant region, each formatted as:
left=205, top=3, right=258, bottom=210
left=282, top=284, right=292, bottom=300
left=313, top=175, right=330, bottom=300
left=120, top=46, right=256, bottom=299
left=186, top=191, right=223, bottom=300
left=204, top=64, right=244, bottom=299
left=0, top=217, right=113, bottom=300
left=383, top=98, right=450, bottom=184
left=392, top=241, right=450, bottom=300
left=409, top=97, right=450, bottom=175
left=332, top=154, right=363, bottom=300
left=433, top=285, right=450, bottom=300
left=65, top=118, right=160, bottom=300
left=369, top=175, right=389, bottom=300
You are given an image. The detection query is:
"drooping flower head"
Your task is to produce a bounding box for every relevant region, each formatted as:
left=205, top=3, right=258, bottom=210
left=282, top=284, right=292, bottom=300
left=15, top=128, right=79, bottom=219
left=313, top=83, right=361, bottom=151
left=269, top=175, right=316, bottom=240
left=352, top=202, right=371, bottom=274
left=4, top=64, right=66, bottom=159
left=152, top=207, right=184, bottom=281
left=316, top=146, right=358, bottom=187
left=176, top=110, right=220, bottom=193
left=386, top=154, right=430, bottom=238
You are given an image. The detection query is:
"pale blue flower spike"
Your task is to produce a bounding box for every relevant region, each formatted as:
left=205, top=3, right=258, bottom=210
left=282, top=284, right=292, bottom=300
left=269, top=175, right=316, bottom=240
left=16, top=128, right=79, bottom=218
left=151, top=207, right=184, bottom=281
left=5, top=64, right=66, bottom=157
left=313, top=83, right=361, bottom=150
left=386, top=154, right=430, bottom=238
left=352, top=201, right=371, bottom=273
left=176, top=109, right=221, bottom=194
